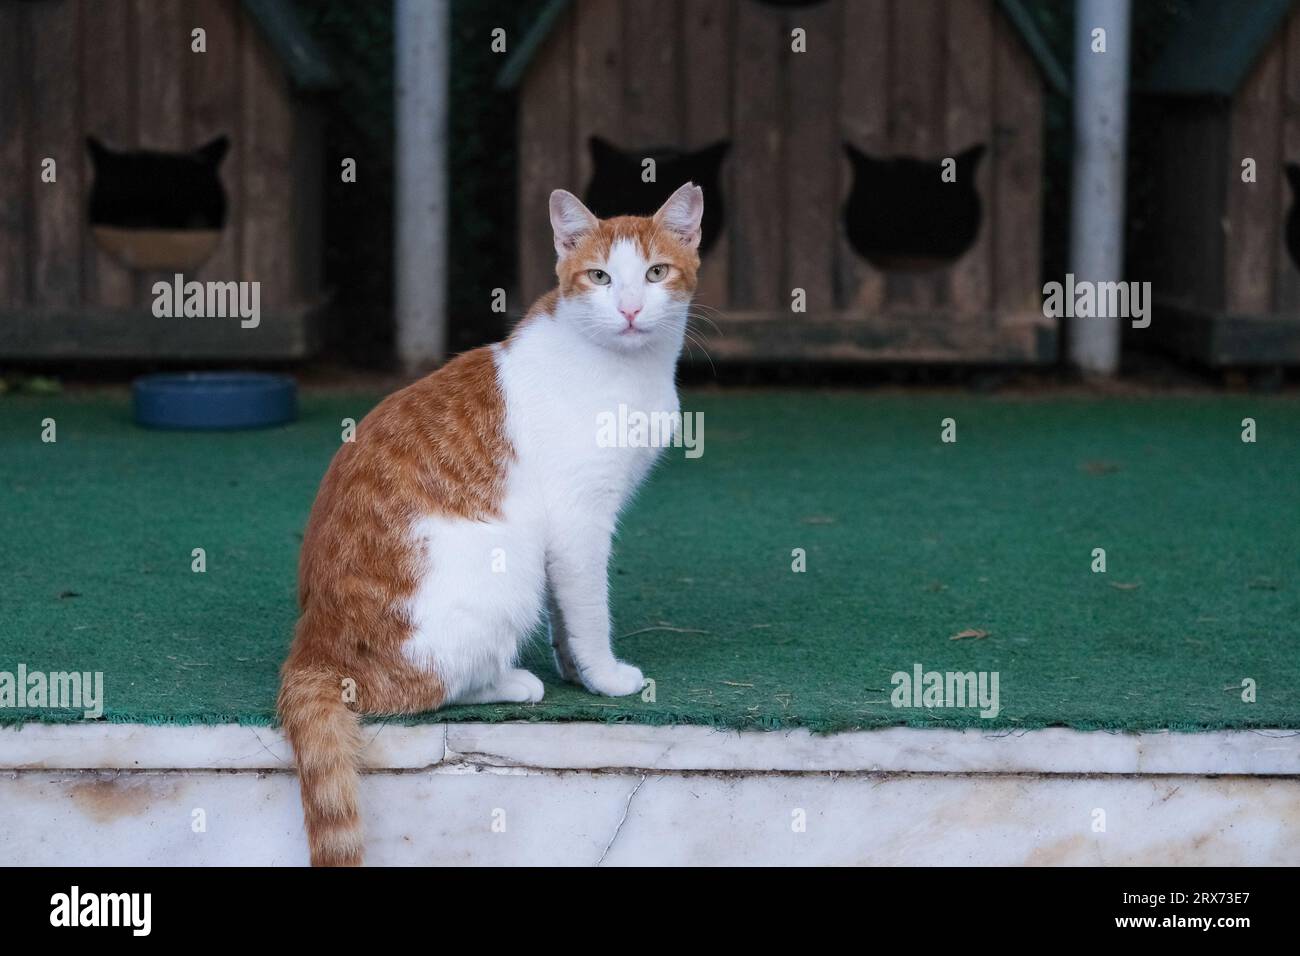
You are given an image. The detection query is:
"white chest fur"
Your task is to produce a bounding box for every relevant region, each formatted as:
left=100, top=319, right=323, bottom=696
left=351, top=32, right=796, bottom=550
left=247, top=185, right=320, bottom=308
left=400, top=311, right=682, bottom=704
left=496, top=316, right=681, bottom=522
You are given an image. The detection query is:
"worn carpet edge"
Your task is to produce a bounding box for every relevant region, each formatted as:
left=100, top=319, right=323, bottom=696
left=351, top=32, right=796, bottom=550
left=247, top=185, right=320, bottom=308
left=2, top=709, right=1298, bottom=734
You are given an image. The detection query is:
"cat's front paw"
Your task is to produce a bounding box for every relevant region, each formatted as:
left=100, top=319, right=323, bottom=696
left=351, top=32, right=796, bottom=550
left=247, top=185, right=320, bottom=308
left=582, top=661, right=645, bottom=698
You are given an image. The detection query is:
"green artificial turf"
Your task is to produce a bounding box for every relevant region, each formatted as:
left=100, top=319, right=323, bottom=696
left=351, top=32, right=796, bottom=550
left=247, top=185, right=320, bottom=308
left=1, top=389, right=1298, bottom=732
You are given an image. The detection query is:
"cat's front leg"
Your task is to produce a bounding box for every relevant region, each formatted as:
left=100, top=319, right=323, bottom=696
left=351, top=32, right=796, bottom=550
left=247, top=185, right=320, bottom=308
left=545, top=588, right=582, bottom=684
left=546, top=534, right=644, bottom=698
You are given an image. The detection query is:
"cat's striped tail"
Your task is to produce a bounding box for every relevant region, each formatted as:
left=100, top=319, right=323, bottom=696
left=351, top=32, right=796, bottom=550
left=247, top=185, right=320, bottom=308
left=277, top=661, right=365, bottom=866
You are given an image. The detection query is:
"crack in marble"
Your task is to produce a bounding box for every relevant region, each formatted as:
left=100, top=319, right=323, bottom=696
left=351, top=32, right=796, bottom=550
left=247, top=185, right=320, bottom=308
left=247, top=727, right=288, bottom=766
left=596, top=773, right=647, bottom=867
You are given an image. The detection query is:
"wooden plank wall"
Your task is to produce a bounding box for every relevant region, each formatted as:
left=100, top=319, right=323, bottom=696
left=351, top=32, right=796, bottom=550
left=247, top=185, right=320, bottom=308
left=1227, top=33, right=1283, bottom=316
left=991, top=13, right=1043, bottom=318
left=134, top=0, right=187, bottom=304
left=0, top=0, right=308, bottom=316
left=729, top=0, right=784, bottom=310
left=785, top=0, right=839, bottom=315
left=190, top=0, right=244, bottom=291
left=682, top=0, right=732, bottom=312
left=1218, top=7, right=1300, bottom=321
left=517, top=9, right=573, bottom=306
left=836, top=0, right=887, bottom=313
left=518, top=0, right=1044, bottom=326
left=1143, top=103, right=1226, bottom=313
left=0, top=1, right=28, bottom=309
left=82, top=1, right=135, bottom=309
left=946, top=0, right=995, bottom=316
left=30, top=0, right=82, bottom=310
left=241, top=13, right=297, bottom=308
left=571, top=0, right=622, bottom=194
left=885, top=0, right=943, bottom=313
left=1275, top=10, right=1300, bottom=315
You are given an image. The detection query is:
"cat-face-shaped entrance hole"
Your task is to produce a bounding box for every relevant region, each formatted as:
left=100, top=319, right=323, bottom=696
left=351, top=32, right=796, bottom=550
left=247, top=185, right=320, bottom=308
left=86, top=135, right=229, bottom=271
left=583, top=136, right=729, bottom=256
left=841, top=142, right=985, bottom=271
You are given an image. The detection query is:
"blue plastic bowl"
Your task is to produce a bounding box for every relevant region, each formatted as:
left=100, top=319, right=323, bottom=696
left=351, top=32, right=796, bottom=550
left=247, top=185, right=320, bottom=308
left=132, top=372, right=298, bottom=430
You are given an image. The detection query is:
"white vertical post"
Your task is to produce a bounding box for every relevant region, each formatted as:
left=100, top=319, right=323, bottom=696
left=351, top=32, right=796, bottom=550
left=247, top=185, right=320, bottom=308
left=1068, top=0, right=1131, bottom=376
left=394, top=0, right=450, bottom=371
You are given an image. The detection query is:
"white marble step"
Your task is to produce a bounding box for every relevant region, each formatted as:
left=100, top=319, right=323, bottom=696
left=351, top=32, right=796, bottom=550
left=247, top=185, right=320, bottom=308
left=3, top=766, right=1298, bottom=866
left=1, top=721, right=1298, bottom=774
left=3, top=723, right=1297, bottom=865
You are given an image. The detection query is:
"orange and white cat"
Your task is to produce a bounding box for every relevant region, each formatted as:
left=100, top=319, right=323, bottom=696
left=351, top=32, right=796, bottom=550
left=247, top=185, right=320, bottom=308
left=278, top=183, right=704, bottom=865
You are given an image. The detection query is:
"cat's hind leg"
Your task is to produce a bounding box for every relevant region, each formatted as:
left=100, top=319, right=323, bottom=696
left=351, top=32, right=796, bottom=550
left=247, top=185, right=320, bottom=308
left=453, top=668, right=545, bottom=704
left=400, top=511, right=549, bottom=706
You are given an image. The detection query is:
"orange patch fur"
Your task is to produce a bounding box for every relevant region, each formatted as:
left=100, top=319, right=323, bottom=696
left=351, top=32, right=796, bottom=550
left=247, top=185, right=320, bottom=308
left=278, top=347, right=511, bottom=866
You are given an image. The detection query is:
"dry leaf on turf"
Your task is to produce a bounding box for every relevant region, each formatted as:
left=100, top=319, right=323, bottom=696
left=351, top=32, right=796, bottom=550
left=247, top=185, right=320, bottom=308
left=1081, top=460, right=1122, bottom=475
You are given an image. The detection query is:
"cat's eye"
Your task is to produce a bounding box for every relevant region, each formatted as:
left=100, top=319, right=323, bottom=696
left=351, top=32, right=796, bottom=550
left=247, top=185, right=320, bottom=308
left=587, top=269, right=611, bottom=286
left=646, top=264, right=670, bottom=283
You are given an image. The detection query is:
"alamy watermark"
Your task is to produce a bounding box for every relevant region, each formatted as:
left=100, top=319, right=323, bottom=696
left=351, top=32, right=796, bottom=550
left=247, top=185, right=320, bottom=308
left=0, top=664, right=103, bottom=718
left=1042, top=273, right=1151, bottom=329
left=50, top=886, right=150, bottom=936
left=891, top=663, right=1000, bottom=719
left=151, top=273, right=260, bottom=328
left=596, top=404, right=704, bottom=458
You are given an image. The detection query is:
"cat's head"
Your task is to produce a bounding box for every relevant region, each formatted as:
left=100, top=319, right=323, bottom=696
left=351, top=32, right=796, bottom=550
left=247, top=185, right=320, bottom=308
left=548, top=182, right=703, bottom=353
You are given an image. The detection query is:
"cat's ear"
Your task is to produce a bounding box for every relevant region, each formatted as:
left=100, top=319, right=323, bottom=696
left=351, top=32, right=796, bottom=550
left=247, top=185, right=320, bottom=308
left=550, top=189, right=599, bottom=257
left=701, top=140, right=730, bottom=165
left=653, top=182, right=705, bottom=250
left=1286, top=162, right=1300, bottom=192
left=843, top=141, right=869, bottom=166
left=86, top=136, right=111, bottom=163
left=196, top=135, right=230, bottom=167
left=958, top=143, right=986, bottom=172
left=589, top=136, right=619, bottom=165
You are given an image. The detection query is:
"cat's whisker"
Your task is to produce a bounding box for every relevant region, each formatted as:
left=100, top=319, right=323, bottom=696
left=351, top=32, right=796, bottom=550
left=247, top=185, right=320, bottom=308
left=686, top=302, right=725, bottom=321
left=572, top=318, right=605, bottom=344
left=685, top=311, right=722, bottom=339
left=688, top=343, right=718, bottom=379
left=682, top=329, right=717, bottom=376
left=686, top=312, right=721, bottom=335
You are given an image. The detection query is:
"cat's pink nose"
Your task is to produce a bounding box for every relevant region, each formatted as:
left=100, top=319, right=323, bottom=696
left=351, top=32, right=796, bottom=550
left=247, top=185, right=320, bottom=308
left=620, top=307, right=641, bottom=326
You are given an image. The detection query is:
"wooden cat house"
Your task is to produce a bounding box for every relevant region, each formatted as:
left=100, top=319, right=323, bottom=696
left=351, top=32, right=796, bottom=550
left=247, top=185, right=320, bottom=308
left=1135, top=0, right=1300, bottom=368
left=499, top=0, right=1068, bottom=363
left=0, top=0, right=335, bottom=361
